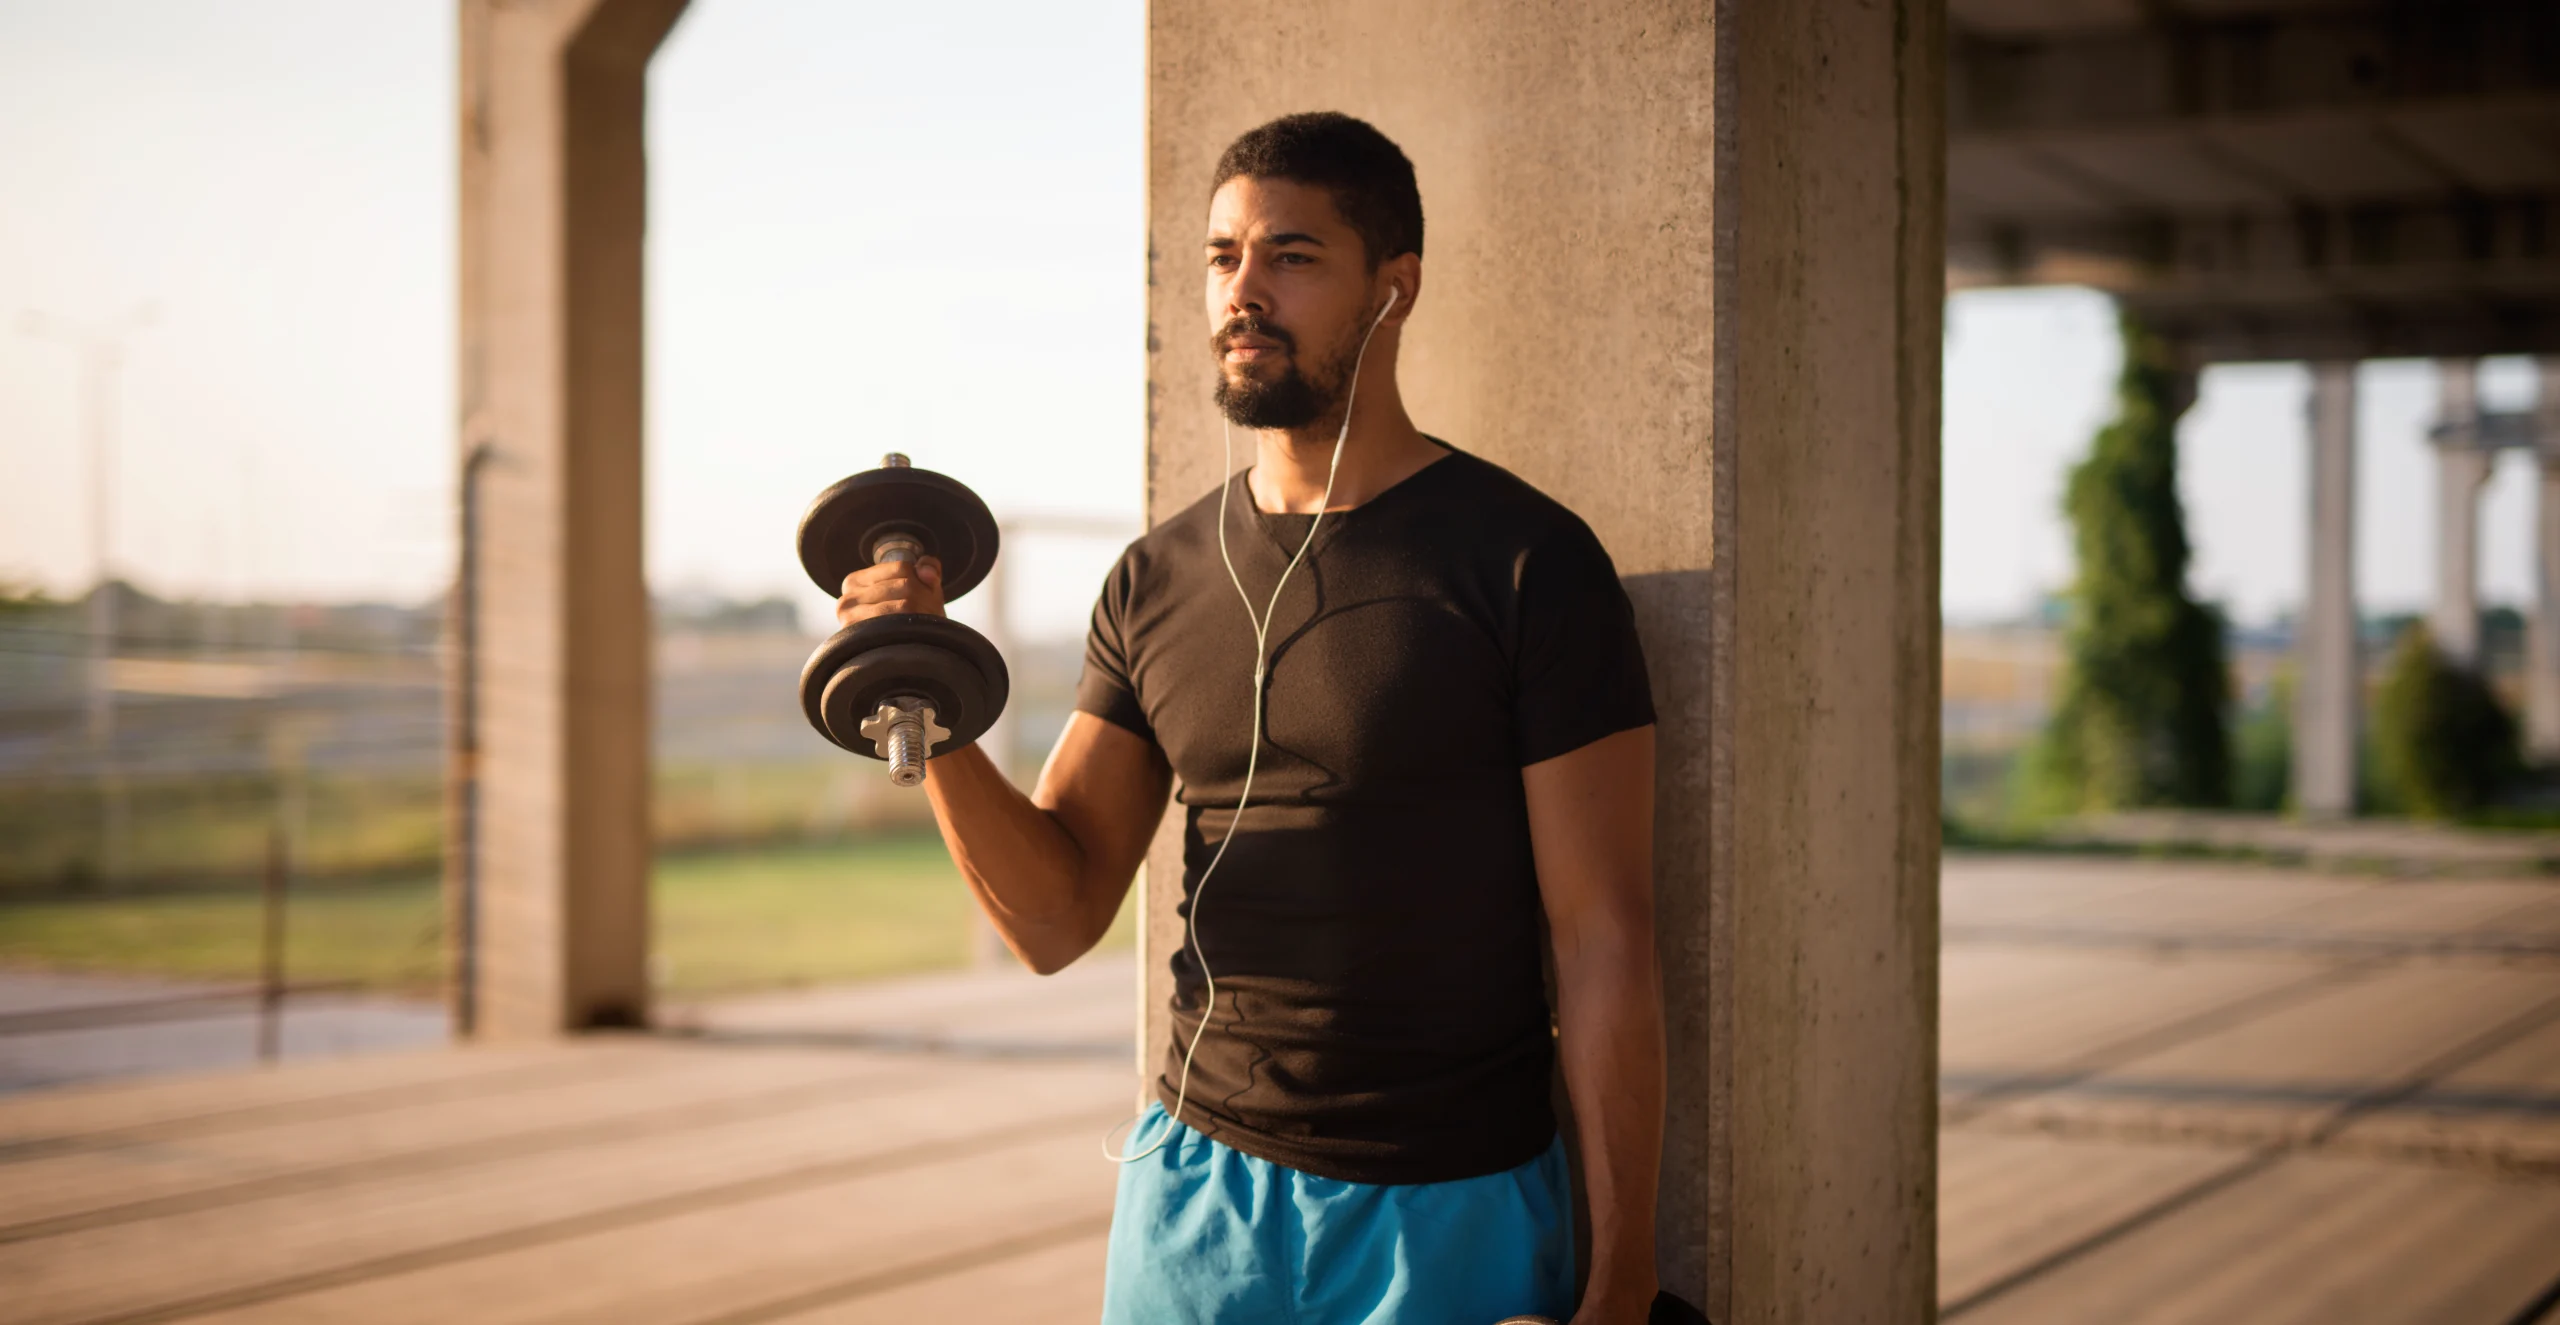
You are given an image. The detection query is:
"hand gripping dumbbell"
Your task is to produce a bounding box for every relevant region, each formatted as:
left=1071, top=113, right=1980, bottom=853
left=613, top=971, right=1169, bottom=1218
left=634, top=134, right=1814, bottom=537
left=795, top=453, right=1010, bottom=787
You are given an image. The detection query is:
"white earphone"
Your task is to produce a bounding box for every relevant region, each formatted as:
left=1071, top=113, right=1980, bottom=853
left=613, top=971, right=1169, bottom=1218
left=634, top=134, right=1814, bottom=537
left=1104, top=284, right=1400, bottom=1165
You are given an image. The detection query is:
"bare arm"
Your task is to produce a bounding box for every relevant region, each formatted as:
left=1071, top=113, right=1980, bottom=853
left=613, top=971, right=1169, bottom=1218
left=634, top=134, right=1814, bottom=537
left=837, top=557, right=1172, bottom=975
left=925, top=716, right=1169, bottom=973
left=1524, top=724, right=1664, bottom=1325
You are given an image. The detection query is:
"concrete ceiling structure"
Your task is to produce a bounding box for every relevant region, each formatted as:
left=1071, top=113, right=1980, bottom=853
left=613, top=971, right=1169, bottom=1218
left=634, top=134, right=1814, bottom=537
left=1948, top=0, right=2560, bottom=363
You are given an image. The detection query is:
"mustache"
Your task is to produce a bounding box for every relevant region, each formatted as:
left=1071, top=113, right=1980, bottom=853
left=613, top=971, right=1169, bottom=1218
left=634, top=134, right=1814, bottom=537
left=1211, top=315, right=1295, bottom=356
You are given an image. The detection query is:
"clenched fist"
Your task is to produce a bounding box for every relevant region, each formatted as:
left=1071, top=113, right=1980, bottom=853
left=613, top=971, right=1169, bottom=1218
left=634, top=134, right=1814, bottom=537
left=835, top=555, right=945, bottom=627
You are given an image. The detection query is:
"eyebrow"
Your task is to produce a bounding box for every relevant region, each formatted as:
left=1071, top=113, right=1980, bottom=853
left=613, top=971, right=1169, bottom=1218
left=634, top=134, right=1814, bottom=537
left=1204, top=232, right=1329, bottom=250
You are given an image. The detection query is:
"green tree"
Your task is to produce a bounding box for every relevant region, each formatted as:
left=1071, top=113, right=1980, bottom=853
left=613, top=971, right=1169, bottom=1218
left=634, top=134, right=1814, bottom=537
left=2371, top=622, right=2519, bottom=819
left=2230, top=669, right=2293, bottom=813
left=2019, top=315, right=2231, bottom=817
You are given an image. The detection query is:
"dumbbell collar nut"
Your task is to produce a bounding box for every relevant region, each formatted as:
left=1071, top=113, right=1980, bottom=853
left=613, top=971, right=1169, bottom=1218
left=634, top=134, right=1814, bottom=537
left=861, top=696, right=948, bottom=789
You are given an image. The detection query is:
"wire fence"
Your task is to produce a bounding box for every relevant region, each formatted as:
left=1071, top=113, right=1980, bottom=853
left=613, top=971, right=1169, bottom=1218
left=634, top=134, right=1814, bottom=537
left=0, top=580, right=1108, bottom=895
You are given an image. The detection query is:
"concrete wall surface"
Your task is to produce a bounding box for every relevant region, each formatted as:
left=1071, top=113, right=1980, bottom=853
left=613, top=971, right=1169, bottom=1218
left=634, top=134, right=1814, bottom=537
left=1145, top=2, right=1943, bottom=1318
left=452, top=0, right=689, bottom=1038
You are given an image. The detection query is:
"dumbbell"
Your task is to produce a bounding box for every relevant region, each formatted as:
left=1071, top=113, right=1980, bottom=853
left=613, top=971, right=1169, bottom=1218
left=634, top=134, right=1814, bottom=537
left=796, top=453, right=1010, bottom=787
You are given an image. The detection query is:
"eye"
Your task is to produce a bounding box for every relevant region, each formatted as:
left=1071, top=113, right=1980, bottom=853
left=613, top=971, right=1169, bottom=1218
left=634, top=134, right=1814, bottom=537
left=1207, top=253, right=1237, bottom=270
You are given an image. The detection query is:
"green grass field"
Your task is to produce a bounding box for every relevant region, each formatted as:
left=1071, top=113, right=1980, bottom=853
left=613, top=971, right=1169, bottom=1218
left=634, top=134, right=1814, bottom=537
left=0, top=832, right=1134, bottom=996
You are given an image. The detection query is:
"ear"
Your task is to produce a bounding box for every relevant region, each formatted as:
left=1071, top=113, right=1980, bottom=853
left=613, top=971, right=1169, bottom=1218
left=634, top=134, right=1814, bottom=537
left=1378, top=254, right=1422, bottom=326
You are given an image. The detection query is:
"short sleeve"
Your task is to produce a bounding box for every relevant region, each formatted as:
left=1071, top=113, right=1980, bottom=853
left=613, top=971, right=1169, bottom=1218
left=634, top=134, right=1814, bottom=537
left=1513, top=522, right=1655, bottom=766
left=1074, top=548, right=1157, bottom=743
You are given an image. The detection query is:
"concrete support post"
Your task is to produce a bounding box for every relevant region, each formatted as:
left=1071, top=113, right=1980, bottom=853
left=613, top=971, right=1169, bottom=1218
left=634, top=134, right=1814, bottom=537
left=2296, top=362, right=2361, bottom=818
left=451, top=0, right=688, bottom=1038
left=2532, top=359, right=2560, bottom=763
left=2432, top=359, right=2491, bottom=668
left=1146, top=4, right=1943, bottom=1318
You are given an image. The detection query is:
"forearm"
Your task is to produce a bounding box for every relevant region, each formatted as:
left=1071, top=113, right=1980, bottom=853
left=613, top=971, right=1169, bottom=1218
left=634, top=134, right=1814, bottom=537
left=921, top=744, right=1111, bottom=972
left=1556, top=932, right=1666, bottom=1314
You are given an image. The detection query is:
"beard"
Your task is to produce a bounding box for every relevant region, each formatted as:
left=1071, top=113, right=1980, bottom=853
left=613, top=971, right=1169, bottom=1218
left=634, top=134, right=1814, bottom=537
left=1211, top=315, right=1357, bottom=430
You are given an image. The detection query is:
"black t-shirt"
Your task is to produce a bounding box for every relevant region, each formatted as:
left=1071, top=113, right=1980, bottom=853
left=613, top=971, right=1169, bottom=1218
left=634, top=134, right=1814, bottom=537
left=1076, top=443, right=1654, bottom=1185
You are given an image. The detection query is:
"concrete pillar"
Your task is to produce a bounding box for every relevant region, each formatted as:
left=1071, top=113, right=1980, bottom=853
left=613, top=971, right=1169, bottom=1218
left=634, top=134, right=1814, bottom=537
left=2531, top=359, right=2560, bottom=763
left=2431, top=359, right=2491, bottom=668
left=451, top=0, right=688, bottom=1037
left=1146, top=4, right=1942, bottom=1319
left=2295, top=362, right=2361, bottom=819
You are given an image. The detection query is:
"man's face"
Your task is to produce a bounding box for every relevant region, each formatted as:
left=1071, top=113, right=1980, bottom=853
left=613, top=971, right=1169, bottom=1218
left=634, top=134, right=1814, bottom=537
left=1204, top=176, right=1381, bottom=430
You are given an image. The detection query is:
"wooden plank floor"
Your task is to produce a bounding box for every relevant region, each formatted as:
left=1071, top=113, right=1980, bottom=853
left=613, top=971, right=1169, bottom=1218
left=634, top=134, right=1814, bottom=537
left=1939, top=858, right=2560, bottom=1323
left=6, top=857, right=2560, bottom=1323
left=0, top=963, right=1134, bottom=1325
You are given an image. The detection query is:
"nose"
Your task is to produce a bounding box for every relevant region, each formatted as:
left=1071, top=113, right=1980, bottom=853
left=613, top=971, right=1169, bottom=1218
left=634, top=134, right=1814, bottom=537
left=1223, top=250, right=1274, bottom=320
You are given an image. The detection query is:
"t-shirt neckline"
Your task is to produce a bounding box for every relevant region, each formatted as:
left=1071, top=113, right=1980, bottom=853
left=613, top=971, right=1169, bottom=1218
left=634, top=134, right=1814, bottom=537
left=1239, top=438, right=1463, bottom=557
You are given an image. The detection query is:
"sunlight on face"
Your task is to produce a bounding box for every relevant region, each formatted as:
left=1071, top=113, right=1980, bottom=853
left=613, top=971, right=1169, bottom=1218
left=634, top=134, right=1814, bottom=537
left=1203, top=176, right=1383, bottom=428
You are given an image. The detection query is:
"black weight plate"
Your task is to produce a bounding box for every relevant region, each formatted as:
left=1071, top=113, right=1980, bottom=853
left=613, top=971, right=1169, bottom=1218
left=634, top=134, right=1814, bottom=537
left=797, top=465, right=999, bottom=603
left=797, top=614, right=1010, bottom=758
left=820, top=643, right=997, bottom=758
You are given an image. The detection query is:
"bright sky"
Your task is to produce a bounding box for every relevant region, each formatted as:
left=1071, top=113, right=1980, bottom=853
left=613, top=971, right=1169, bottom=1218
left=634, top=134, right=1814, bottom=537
left=0, top=0, right=2543, bottom=637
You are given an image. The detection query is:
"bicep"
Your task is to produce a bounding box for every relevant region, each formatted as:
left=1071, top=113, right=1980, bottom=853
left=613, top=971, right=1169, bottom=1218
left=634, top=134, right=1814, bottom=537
left=1034, top=711, right=1173, bottom=913
left=1523, top=725, right=1657, bottom=956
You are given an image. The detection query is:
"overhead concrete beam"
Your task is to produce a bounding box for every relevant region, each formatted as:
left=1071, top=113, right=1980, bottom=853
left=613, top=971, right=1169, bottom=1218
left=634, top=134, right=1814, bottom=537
left=1950, top=192, right=2560, bottom=297
left=1147, top=2, right=1942, bottom=1317
left=2124, top=302, right=2560, bottom=368
left=450, top=0, right=688, bottom=1039
left=1951, top=188, right=2560, bottom=362
left=1952, top=3, right=2560, bottom=141
left=1945, top=1, right=2560, bottom=367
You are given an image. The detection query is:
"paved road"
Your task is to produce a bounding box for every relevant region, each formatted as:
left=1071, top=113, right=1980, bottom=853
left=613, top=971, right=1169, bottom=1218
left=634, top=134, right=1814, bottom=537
left=2, top=854, right=2556, bottom=1322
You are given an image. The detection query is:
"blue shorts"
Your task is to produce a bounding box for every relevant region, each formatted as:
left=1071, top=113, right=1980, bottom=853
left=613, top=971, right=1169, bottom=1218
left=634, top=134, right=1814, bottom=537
left=1101, top=1103, right=1577, bottom=1325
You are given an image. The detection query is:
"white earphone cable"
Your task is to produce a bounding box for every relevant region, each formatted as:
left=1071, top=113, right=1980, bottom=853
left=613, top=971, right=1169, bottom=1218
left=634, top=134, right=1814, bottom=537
left=1104, top=287, right=1398, bottom=1164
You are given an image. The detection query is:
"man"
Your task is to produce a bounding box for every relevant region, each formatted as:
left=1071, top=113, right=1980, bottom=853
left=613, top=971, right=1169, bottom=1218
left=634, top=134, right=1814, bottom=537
left=834, top=112, right=1665, bottom=1325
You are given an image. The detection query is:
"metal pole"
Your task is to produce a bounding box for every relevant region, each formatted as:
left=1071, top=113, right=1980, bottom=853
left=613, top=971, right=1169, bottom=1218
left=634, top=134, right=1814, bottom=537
left=258, top=817, right=287, bottom=1063
left=85, top=340, right=114, bottom=745
left=89, top=343, right=131, bottom=884
left=22, top=308, right=151, bottom=883
left=453, top=443, right=496, bottom=1036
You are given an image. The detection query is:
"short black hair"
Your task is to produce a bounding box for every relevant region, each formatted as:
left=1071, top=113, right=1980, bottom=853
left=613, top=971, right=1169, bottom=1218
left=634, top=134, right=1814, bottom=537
left=1212, top=112, right=1423, bottom=269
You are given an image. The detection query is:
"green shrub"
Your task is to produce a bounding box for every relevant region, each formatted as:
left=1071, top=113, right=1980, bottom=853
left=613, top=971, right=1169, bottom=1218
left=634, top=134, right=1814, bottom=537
left=2230, top=670, right=2293, bottom=812
left=2371, top=623, right=2520, bottom=819
left=2017, top=314, right=2231, bottom=818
